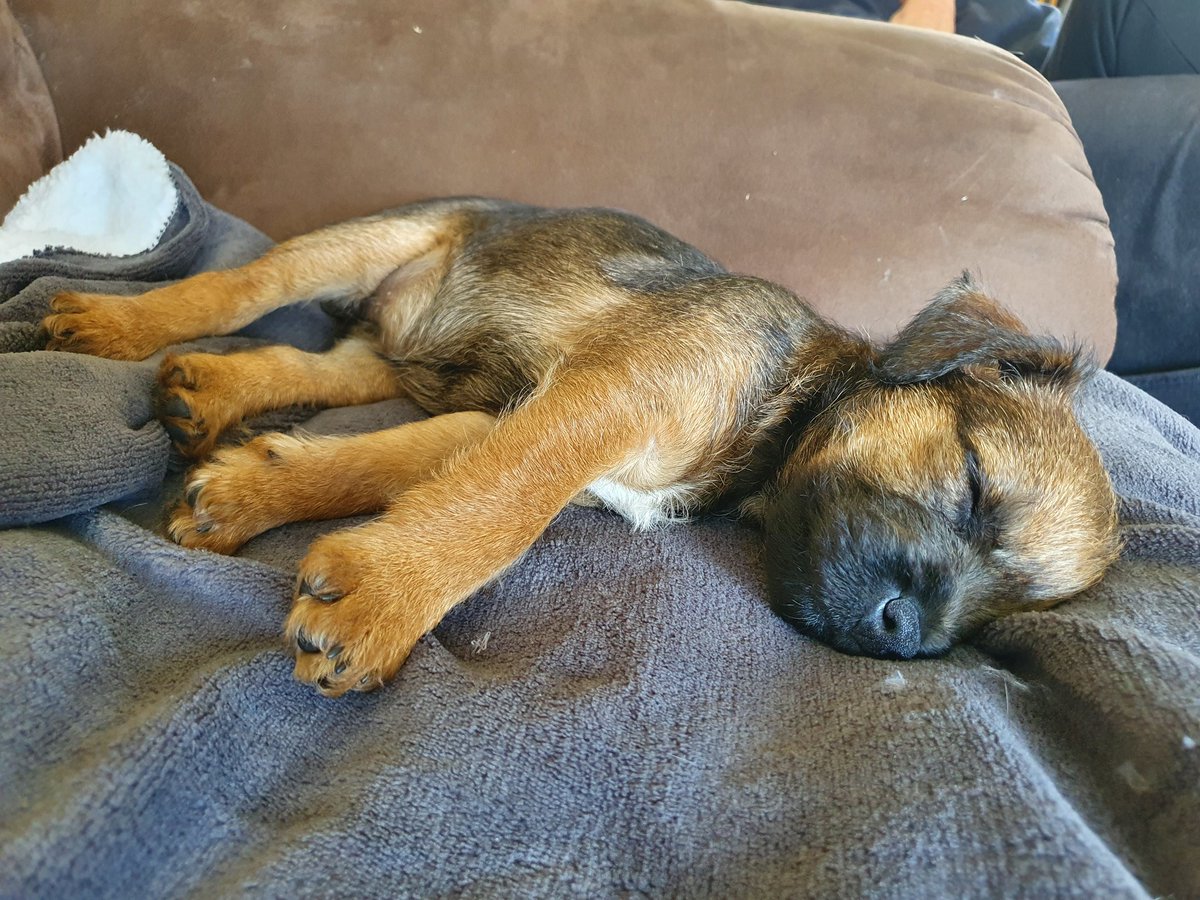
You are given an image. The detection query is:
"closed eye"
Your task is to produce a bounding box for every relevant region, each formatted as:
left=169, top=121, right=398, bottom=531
left=965, top=448, right=984, bottom=520
left=954, top=446, right=989, bottom=540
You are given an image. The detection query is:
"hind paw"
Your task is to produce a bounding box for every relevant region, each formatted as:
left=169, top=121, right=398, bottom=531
left=156, top=352, right=250, bottom=458
left=43, top=291, right=170, bottom=360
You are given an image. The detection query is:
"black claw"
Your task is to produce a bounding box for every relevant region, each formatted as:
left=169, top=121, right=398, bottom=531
left=296, top=630, right=321, bottom=654
left=298, top=577, right=342, bottom=603
left=185, top=483, right=202, bottom=506
left=334, top=661, right=348, bottom=675
left=165, top=366, right=194, bottom=389
left=326, top=645, right=343, bottom=659
left=164, top=421, right=192, bottom=445
left=194, top=521, right=213, bottom=534
left=317, top=676, right=332, bottom=689
left=162, top=395, right=191, bottom=419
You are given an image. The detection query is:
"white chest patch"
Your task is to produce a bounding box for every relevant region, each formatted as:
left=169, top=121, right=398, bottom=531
left=583, top=477, right=699, bottom=530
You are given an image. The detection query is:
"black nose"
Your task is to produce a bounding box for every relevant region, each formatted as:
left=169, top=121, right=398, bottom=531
left=853, top=595, right=923, bottom=659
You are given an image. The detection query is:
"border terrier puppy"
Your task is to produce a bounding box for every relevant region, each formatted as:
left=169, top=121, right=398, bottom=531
left=42, top=198, right=1119, bottom=696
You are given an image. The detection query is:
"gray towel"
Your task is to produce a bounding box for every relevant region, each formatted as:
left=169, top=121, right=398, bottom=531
left=0, top=168, right=1196, bottom=898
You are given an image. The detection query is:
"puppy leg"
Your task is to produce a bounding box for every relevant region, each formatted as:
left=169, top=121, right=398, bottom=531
left=157, top=335, right=401, bottom=458
left=42, top=210, right=461, bottom=360
left=170, top=411, right=497, bottom=554
left=283, top=368, right=653, bottom=695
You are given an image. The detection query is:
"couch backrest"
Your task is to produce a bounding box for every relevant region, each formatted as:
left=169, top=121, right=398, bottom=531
left=11, top=0, right=1117, bottom=359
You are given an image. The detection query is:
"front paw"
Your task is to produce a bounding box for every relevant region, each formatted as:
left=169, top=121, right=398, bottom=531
left=285, top=526, right=432, bottom=697
left=42, top=291, right=164, bottom=360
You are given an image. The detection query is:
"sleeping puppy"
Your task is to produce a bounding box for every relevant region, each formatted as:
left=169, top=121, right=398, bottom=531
left=42, top=198, right=1120, bottom=695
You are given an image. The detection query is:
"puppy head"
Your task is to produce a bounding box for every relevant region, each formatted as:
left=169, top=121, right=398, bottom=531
left=761, top=275, right=1119, bottom=658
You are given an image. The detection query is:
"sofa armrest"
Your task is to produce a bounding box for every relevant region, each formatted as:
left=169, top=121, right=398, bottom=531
left=0, top=0, right=61, bottom=218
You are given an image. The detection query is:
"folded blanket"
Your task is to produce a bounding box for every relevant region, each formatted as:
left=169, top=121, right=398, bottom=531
left=0, top=134, right=333, bottom=527
left=0, top=136, right=1197, bottom=898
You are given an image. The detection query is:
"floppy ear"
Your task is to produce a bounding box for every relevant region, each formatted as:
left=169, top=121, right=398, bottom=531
left=875, top=273, right=1092, bottom=389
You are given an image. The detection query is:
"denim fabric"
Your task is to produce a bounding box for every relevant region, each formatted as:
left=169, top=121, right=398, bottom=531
left=750, top=0, right=1061, bottom=66
left=1056, top=76, right=1200, bottom=425
left=1044, top=0, right=1200, bottom=79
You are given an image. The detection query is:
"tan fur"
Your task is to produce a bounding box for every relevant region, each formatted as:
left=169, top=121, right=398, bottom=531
left=41, top=199, right=1120, bottom=695
left=170, top=411, right=497, bottom=554
left=785, top=381, right=1117, bottom=647
left=160, top=337, right=402, bottom=458
left=42, top=211, right=464, bottom=360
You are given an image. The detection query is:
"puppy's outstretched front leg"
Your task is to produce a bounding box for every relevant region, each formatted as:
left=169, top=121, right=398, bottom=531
left=157, top=336, right=403, bottom=458
left=42, top=210, right=459, bottom=360
left=168, top=411, right=497, bottom=553
left=283, top=369, right=652, bottom=696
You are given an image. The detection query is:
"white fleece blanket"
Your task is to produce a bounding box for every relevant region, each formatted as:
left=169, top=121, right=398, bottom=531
left=0, top=130, right=177, bottom=264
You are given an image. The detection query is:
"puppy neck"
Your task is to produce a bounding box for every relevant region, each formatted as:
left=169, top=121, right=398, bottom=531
left=727, top=318, right=874, bottom=517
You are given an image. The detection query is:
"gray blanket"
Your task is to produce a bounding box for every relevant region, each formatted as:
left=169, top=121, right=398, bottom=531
left=0, top=171, right=1197, bottom=898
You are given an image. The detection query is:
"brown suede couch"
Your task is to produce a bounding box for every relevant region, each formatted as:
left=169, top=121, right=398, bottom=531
left=5, top=0, right=1115, bottom=358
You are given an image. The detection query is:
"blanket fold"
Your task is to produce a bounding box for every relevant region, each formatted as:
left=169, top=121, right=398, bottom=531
left=0, top=155, right=333, bottom=526
left=0, top=139, right=1197, bottom=898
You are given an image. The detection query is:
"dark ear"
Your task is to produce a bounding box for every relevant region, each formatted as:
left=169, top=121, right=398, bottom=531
left=875, top=273, right=1092, bottom=390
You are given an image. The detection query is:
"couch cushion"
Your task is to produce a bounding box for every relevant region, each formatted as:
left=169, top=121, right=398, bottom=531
left=11, top=0, right=1116, bottom=359
left=0, top=0, right=61, bottom=218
